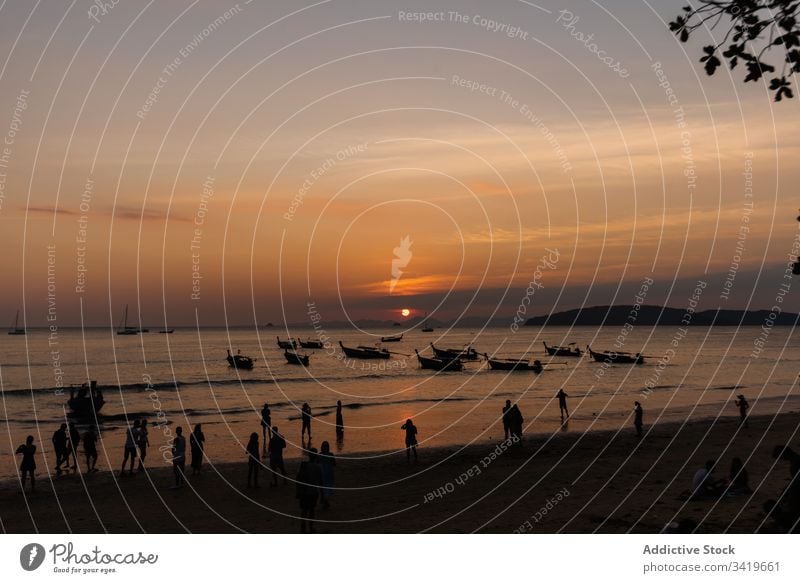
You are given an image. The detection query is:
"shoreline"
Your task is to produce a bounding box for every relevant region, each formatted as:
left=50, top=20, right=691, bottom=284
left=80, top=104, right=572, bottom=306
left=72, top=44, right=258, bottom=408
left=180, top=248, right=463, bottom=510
left=1, top=411, right=798, bottom=533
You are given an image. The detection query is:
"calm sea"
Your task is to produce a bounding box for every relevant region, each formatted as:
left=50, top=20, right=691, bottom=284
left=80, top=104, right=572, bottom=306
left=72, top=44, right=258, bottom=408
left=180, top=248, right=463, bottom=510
left=1, top=325, right=798, bottom=481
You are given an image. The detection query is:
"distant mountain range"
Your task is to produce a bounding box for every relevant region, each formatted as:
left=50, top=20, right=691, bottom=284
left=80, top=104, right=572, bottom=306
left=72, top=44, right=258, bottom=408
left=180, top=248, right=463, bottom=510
left=525, top=305, right=799, bottom=326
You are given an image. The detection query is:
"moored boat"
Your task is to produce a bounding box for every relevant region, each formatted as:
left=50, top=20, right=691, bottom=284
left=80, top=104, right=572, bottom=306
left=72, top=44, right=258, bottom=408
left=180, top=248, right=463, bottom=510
left=284, top=350, right=310, bottom=366
left=430, top=343, right=479, bottom=361
left=339, top=341, right=390, bottom=359
left=485, top=356, right=543, bottom=373
left=276, top=336, right=296, bottom=349
left=298, top=338, right=324, bottom=349
left=415, top=349, right=463, bottom=371
left=543, top=341, right=582, bottom=357
left=381, top=333, right=403, bottom=342
left=67, top=381, right=105, bottom=416
left=226, top=349, right=255, bottom=370
left=586, top=345, right=644, bottom=365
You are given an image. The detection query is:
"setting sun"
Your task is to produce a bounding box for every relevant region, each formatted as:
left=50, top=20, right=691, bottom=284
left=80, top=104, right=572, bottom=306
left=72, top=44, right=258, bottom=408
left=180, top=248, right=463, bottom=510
left=401, top=308, right=411, bottom=317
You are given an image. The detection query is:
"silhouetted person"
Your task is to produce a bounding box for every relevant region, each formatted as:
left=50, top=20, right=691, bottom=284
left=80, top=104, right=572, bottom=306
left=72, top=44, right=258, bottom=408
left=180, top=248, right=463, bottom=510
left=727, top=456, right=751, bottom=494
left=692, top=460, right=725, bottom=499
left=246, top=432, right=260, bottom=488
left=68, top=422, right=81, bottom=469
left=296, top=448, right=323, bottom=533
left=137, top=419, right=149, bottom=472
left=301, top=403, right=312, bottom=439
left=764, top=445, right=800, bottom=532
left=319, top=440, right=336, bottom=509
left=260, top=403, right=272, bottom=457
left=501, top=400, right=512, bottom=440
left=735, top=394, right=750, bottom=428
left=509, top=404, right=524, bottom=442
left=83, top=427, right=98, bottom=473
left=120, top=419, right=140, bottom=476
left=190, top=424, right=205, bottom=475
left=52, top=423, right=68, bottom=475
left=401, top=419, right=418, bottom=462
left=16, top=435, right=36, bottom=492
left=268, top=426, right=288, bottom=486
left=634, top=401, right=643, bottom=437
left=172, top=426, right=186, bottom=488
left=335, top=400, right=344, bottom=438
left=557, top=389, right=570, bottom=420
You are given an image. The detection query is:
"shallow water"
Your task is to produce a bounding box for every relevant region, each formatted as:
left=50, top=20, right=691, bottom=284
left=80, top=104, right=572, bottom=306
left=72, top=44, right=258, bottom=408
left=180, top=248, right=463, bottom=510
left=1, top=324, right=798, bottom=481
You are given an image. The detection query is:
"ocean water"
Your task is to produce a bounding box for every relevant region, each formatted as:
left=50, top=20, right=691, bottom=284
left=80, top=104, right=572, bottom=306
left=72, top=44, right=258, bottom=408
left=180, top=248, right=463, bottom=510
left=1, top=325, right=798, bottom=481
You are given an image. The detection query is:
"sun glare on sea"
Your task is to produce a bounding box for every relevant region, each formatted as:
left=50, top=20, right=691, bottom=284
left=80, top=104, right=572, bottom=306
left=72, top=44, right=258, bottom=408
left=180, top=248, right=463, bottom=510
left=401, top=308, right=411, bottom=317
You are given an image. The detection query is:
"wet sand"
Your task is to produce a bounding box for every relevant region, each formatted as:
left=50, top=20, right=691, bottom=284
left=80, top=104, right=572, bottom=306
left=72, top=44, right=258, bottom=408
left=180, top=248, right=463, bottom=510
left=1, top=412, right=798, bottom=533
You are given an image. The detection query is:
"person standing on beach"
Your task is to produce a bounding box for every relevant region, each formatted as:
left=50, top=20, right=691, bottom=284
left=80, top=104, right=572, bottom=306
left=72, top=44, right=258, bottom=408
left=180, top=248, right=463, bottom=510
left=172, top=426, right=186, bottom=489
left=246, top=432, right=260, bottom=488
left=510, top=404, right=524, bottom=442
left=190, top=424, right=205, bottom=475
left=68, top=423, right=81, bottom=470
left=260, top=403, right=272, bottom=457
left=120, top=420, right=140, bottom=477
left=502, top=400, right=512, bottom=440
left=268, top=426, right=288, bottom=486
left=735, top=395, right=750, bottom=428
left=557, top=389, right=570, bottom=420
left=296, top=448, right=323, bottom=533
left=52, top=423, right=68, bottom=475
left=83, top=427, right=98, bottom=473
left=335, top=400, right=344, bottom=438
left=401, top=419, right=418, bottom=462
left=319, top=440, right=336, bottom=509
left=15, top=435, right=36, bottom=492
left=634, top=401, right=644, bottom=437
left=301, top=403, right=312, bottom=440
left=137, top=419, right=149, bottom=472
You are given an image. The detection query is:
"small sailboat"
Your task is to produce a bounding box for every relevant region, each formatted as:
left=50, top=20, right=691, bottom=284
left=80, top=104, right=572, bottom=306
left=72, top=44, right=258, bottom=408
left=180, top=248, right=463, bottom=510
left=8, top=309, right=25, bottom=335
left=421, top=312, right=434, bottom=332
left=116, top=305, right=139, bottom=335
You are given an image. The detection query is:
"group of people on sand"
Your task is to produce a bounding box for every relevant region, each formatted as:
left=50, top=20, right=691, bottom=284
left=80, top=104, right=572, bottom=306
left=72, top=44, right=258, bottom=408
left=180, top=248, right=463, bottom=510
left=163, top=424, right=207, bottom=489
left=691, top=457, right=753, bottom=500
left=15, top=422, right=101, bottom=492
left=246, top=422, right=288, bottom=489
left=51, top=422, right=100, bottom=475
left=687, top=445, right=800, bottom=532
left=501, top=400, right=525, bottom=442
left=252, top=401, right=340, bottom=532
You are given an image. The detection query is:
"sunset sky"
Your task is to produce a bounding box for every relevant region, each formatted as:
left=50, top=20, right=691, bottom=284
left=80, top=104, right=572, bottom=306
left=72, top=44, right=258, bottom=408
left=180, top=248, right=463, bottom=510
left=0, top=0, right=798, bottom=327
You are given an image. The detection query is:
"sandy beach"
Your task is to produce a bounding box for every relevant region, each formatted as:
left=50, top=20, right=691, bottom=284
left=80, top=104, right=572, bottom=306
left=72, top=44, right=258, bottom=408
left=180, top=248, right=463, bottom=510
left=1, top=411, right=798, bottom=534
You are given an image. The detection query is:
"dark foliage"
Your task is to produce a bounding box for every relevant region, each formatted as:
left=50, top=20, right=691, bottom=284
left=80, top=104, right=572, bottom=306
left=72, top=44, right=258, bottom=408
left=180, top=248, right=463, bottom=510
left=670, top=1, right=799, bottom=101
